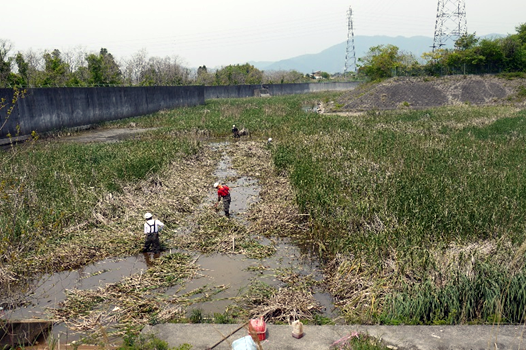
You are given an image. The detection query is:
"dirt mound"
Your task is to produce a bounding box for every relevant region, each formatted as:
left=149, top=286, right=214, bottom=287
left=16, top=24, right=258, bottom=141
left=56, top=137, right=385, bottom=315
left=332, top=75, right=526, bottom=111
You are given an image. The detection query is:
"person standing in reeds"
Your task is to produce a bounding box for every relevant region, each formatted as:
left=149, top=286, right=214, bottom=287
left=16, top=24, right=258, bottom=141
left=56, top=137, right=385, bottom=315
left=214, top=182, right=231, bottom=218
left=232, top=124, right=240, bottom=138
left=143, top=212, right=164, bottom=253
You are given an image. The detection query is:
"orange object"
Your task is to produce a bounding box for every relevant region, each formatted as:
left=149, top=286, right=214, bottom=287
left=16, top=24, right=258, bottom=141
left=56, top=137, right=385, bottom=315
left=249, top=317, right=267, bottom=341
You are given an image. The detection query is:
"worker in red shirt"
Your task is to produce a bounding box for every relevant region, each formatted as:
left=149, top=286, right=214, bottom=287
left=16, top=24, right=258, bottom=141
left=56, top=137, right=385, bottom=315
left=214, top=182, right=231, bottom=218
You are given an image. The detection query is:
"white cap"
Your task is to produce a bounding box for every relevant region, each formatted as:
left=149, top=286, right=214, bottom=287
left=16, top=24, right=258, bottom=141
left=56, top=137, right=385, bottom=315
left=233, top=125, right=236, bottom=127
left=144, top=212, right=153, bottom=220
left=268, top=138, right=272, bottom=142
left=213, top=182, right=219, bottom=188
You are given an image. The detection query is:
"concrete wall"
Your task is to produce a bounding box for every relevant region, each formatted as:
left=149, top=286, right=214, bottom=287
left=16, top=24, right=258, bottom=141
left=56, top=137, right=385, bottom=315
left=0, top=82, right=359, bottom=139
left=0, top=86, right=205, bottom=138
left=204, top=82, right=360, bottom=99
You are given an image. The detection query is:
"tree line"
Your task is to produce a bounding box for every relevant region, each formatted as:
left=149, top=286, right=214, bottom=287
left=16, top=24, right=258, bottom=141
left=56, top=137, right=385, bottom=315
left=0, top=43, right=320, bottom=88
left=2, top=22, right=524, bottom=88
left=358, top=23, right=526, bottom=80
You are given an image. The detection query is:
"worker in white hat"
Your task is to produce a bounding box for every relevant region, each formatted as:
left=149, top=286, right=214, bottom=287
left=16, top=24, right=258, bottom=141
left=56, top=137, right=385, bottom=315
left=143, top=212, right=164, bottom=254
left=214, top=182, right=231, bottom=218
left=232, top=124, right=240, bottom=138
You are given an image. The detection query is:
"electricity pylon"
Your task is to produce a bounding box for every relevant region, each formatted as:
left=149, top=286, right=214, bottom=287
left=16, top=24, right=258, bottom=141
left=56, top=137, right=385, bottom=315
left=343, top=6, right=357, bottom=75
left=432, top=0, right=467, bottom=51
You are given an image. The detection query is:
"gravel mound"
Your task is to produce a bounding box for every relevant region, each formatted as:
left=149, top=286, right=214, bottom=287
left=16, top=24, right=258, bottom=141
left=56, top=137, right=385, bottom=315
left=332, top=75, right=526, bottom=111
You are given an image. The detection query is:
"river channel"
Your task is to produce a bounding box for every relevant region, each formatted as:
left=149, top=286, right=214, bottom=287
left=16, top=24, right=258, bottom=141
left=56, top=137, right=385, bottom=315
left=1, top=130, right=337, bottom=346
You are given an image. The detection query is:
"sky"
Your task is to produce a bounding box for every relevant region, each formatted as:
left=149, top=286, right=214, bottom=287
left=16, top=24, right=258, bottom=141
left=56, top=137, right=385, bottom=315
left=1, top=0, right=524, bottom=69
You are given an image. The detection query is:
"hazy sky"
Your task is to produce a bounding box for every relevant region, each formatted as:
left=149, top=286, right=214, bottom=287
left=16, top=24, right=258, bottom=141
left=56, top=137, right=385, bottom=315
left=2, top=0, right=524, bottom=68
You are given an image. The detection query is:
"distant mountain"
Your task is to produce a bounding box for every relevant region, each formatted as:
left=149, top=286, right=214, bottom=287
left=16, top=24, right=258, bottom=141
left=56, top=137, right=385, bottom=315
left=249, top=35, right=434, bottom=74
left=249, top=34, right=503, bottom=75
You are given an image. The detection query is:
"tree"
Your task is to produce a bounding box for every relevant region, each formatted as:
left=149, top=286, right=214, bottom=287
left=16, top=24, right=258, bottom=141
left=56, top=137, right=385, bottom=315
left=122, top=49, right=148, bottom=86
left=40, top=49, right=71, bottom=86
left=86, top=48, right=122, bottom=86
left=263, top=70, right=307, bottom=84
left=20, top=49, right=45, bottom=87
left=213, top=63, right=263, bottom=85
left=196, top=65, right=214, bottom=85
left=455, top=33, right=479, bottom=50
left=14, top=53, right=29, bottom=86
left=147, top=56, right=189, bottom=86
left=477, top=38, right=505, bottom=71
left=358, top=45, right=418, bottom=80
left=499, top=36, right=526, bottom=72
left=127, top=55, right=190, bottom=86
left=0, top=39, right=14, bottom=87
left=516, top=23, right=526, bottom=45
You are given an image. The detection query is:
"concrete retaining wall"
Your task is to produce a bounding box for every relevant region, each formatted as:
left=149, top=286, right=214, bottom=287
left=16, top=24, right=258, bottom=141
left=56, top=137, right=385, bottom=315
left=0, top=86, right=205, bottom=138
left=0, top=82, right=359, bottom=139
left=204, top=82, right=360, bottom=99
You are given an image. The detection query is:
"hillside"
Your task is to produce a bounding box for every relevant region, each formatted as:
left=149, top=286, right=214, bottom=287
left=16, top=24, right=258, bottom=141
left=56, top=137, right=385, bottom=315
left=328, top=75, right=526, bottom=112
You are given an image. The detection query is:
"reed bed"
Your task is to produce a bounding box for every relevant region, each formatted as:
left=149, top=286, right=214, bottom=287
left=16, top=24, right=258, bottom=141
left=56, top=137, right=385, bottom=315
left=270, top=104, right=526, bottom=324
left=172, top=209, right=276, bottom=259
left=2, top=88, right=526, bottom=331
left=0, top=135, right=216, bottom=300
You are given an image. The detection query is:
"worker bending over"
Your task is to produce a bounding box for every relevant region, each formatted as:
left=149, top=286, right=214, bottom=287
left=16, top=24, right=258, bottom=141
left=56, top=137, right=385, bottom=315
left=214, top=182, right=231, bottom=218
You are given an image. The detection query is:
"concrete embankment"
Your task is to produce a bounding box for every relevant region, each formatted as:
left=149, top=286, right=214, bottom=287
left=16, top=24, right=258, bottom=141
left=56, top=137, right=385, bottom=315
left=0, top=86, right=204, bottom=139
left=142, top=323, right=526, bottom=350
left=0, top=82, right=359, bottom=140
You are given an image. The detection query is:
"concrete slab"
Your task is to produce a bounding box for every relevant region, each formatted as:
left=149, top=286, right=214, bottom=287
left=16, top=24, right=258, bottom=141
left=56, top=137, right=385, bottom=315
left=142, top=323, right=526, bottom=350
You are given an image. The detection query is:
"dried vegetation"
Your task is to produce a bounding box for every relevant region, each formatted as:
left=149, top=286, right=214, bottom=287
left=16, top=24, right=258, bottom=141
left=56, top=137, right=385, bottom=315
left=41, top=137, right=322, bottom=338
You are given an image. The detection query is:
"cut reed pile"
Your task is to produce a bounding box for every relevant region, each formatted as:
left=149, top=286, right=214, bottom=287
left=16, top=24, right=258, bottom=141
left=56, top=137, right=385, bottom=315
left=48, top=253, right=227, bottom=336
left=227, top=141, right=308, bottom=238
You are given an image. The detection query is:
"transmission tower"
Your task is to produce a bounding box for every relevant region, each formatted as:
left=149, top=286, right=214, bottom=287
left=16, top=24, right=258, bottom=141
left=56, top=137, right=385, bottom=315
left=432, top=0, right=467, bottom=51
left=343, top=6, right=357, bottom=75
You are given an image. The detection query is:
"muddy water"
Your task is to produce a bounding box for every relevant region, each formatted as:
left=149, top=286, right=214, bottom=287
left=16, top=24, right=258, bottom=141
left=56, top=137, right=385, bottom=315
left=173, top=143, right=334, bottom=317
left=2, top=137, right=336, bottom=345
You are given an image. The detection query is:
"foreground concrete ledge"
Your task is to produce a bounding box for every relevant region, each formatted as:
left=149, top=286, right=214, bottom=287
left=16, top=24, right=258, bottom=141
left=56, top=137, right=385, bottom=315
left=142, top=323, right=526, bottom=350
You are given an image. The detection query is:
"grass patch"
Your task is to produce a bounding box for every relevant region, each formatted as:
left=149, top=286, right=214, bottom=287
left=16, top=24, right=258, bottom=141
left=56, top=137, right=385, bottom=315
left=120, top=332, right=192, bottom=350
left=331, top=332, right=389, bottom=350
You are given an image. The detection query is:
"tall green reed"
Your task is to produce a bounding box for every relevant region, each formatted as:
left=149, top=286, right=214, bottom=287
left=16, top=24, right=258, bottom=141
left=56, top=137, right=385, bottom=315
left=0, top=133, right=199, bottom=252
left=381, top=261, right=526, bottom=324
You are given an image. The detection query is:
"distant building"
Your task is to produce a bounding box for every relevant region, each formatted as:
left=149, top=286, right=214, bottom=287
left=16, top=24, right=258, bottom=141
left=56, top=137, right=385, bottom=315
left=312, top=71, right=323, bottom=79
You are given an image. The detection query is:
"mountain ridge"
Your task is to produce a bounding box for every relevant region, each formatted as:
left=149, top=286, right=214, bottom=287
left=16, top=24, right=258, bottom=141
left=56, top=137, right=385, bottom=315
left=246, top=34, right=504, bottom=74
